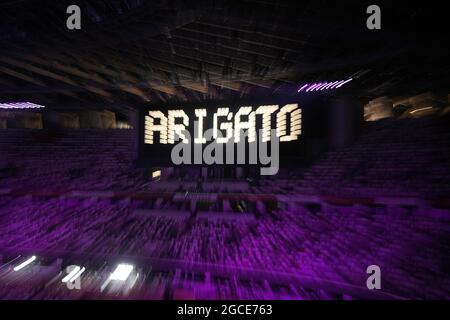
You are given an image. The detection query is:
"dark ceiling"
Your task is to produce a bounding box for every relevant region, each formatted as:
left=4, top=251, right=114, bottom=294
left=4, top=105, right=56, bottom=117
left=0, top=0, right=449, bottom=113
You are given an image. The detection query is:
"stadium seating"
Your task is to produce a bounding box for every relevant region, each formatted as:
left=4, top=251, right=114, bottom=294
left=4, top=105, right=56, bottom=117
left=0, top=115, right=449, bottom=299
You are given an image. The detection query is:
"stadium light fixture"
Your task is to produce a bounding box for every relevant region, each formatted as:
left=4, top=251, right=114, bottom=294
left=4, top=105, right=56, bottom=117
left=298, top=78, right=353, bottom=93
left=69, top=267, right=86, bottom=282
left=62, top=266, right=80, bottom=282
left=0, top=102, right=45, bottom=109
left=13, top=256, right=37, bottom=271
left=62, top=266, right=86, bottom=283
left=109, top=264, right=134, bottom=281
left=152, top=170, right=161, bottom=179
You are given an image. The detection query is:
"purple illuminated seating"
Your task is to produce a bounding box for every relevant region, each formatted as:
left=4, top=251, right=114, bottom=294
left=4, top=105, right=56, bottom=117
left=0, top=116, right=449, bottom=299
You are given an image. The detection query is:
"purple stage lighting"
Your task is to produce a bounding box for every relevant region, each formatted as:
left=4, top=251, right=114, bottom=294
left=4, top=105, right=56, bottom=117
left=0, top=102, right=45, bottom=109
left=298, top=78, right=353, bottom=93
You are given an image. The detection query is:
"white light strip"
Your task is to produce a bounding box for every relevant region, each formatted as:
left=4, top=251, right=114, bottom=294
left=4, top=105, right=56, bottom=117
left=0, top=102, right=45, bottom=109
left=62, top=266, right=80, bottom=283
left=61, top=266, right=85, bottom=283
left=298, top=78, right=353, bottom=93
left=335, top=78, right=353, bottom=88
left=109, top=264, right=134, bottom=281
left=69, top=267, right=86, bottom=282
left=100, top=278, right=111, bottom=292
left=13, top=256, right=36, bottom=271
left=128, top=273, right=140, bottom=291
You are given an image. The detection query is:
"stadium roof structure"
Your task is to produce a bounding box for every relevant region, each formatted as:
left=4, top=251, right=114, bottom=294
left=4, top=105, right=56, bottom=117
left=0, top=0, right=449, bottom=113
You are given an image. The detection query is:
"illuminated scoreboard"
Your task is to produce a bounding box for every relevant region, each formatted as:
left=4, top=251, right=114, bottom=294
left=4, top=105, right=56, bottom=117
left=144, top=104, right=301, bottom=145
left=136, top=98, right=329, bottom=168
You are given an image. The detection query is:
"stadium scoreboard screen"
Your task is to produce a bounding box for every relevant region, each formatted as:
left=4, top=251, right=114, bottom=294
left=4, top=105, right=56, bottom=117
left=137, top=98, right=329, bottom=168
